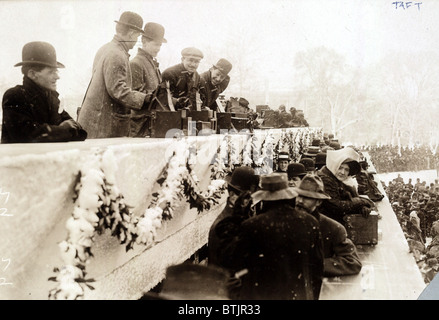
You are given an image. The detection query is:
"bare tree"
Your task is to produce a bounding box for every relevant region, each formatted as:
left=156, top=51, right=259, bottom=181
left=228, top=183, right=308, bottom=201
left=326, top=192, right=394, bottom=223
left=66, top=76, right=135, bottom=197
left=294, top=46, right=363, bottom=139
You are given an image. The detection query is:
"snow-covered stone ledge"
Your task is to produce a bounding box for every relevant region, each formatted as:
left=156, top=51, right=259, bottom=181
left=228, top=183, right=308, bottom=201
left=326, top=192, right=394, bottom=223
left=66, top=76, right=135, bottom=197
left=0, top=128, right=321, bottom=300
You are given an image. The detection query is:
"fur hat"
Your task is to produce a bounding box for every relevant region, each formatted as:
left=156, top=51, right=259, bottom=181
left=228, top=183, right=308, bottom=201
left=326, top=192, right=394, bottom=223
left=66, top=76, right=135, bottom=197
left=251, top=173, right=298, bottom=204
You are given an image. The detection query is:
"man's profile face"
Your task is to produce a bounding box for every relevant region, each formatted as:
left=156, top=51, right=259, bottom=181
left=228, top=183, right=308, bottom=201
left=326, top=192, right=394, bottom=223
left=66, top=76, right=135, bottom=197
left=143, top=39, right=162, bottom=58
left=30, top=67, right=59, bottom=91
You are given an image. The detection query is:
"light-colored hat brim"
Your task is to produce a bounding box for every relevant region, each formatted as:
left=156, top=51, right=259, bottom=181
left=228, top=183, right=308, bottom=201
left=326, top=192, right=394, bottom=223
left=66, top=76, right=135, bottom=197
left=251, top=187, right=298, bottom=204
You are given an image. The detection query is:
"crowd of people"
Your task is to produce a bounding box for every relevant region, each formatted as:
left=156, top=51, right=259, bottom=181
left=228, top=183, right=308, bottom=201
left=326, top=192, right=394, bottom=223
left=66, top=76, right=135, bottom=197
left=1, top=9, right=434, bottom=300
left=141, top=134, right=390, bottom=300
left=1, top=11, right=251, bottom=143
left=382, top=175, right=439, bottom=283
left=364, top=145, right=439, bottom=173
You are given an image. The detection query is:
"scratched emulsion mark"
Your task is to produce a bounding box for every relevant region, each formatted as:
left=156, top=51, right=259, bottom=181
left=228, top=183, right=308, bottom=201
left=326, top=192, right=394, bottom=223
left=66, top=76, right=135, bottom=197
left=392, top=2, right=422, bottom=10
left=0, top=188, right=13, bottom=287
left=360, top=265, right=375, bottom=293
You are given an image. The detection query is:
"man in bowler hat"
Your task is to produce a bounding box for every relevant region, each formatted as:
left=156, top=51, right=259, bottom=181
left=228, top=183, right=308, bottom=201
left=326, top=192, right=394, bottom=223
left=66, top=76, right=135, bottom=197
left=221, top=172, right=324, bottom=300
left=162, top=47, right=204, bottom=110
left=200, top=58, right=232, bottom=111
left=129, top=22, right=167, bottom=137
left=1, top=41, right=87, bottom=143
left=78, top=11, right=152, bottom=138
left=293, top=174, right=362, bottom=277
left=208, top=166, right=259, bottom=267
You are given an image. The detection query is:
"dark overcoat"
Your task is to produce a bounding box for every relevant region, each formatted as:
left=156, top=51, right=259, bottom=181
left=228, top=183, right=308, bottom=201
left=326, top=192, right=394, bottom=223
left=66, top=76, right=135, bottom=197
left=161, top=63, right=202, bottom=110
left=1, top=76, right=86, bottom=143
left=77, top=35, right=146, bottom=138
left=317, top=212, right=362, bottom=276
left=223, top=202, right=324, bottom=300
left=200, top=69, right=230, bottom=111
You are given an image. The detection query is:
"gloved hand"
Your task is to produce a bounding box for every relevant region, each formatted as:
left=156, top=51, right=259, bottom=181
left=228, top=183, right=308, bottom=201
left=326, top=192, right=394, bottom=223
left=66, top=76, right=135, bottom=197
left=359, top=206, right=372, bottom=218
left=175, top=97, right=190, bottom=109
left=59, top=119, right=80, bottom=131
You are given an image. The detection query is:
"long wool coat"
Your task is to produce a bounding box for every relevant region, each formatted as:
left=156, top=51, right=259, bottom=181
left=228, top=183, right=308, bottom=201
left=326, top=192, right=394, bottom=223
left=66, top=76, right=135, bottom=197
left=223, top=202, right=324, bottom=300
left=1, top=76, right=86, bottom=143
left=77, top=35, right=146, bottom=138
left=128, top=48, right=162, bottom=137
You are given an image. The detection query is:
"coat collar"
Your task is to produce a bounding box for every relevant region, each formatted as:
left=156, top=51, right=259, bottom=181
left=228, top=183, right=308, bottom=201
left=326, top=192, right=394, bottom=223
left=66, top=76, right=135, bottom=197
left=112, top=34, right=131, bottom=55
left=22, top=76, right=59, bottom=99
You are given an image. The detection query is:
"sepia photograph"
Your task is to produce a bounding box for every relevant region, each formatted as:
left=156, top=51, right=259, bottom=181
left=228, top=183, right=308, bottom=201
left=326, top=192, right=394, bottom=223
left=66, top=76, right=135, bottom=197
left=1, top=0, right=438, bottom=304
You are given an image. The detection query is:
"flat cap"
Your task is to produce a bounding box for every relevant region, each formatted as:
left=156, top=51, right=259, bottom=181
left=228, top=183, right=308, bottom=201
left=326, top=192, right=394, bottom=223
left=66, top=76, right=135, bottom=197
left=181, top=47, right=204, bottom=59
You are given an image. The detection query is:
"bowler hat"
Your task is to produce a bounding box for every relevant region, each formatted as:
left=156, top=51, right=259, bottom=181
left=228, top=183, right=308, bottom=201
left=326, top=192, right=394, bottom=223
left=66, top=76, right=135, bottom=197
left=238, top=97, right=249, bottom=107
left=181, top=47, right=204, bottom=59
left=287, top=163, right=306, bottom=179
left=299, top=158, right=315, bottom=172
left=14, top=41, right=65, bottom=68
left=214, top=58, right=232, bottom=75
left=251, top=172, right=298, bottom=204
left=225, top=166, right=259, bottom=193
left=114, top=11, right=145, bottom=34
left=140, top=263, right=231, bottom=300
left=293, top=174, right=331, bottom=199
left=143, top=22, right=167, bottom=43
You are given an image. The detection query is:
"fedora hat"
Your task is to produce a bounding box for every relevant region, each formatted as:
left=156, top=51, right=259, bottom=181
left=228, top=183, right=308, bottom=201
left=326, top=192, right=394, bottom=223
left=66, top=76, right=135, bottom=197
left=143, top=22, right=167, bottom=43
left=251, top=172, right=298, bottom=204
left=14, top=41, right=65, bottom=68
left=114, top=11, right=145, bottom=34
left=139, top=263, right=231, bottom=300
left=225, top=166, right=259, bottom=193
left=287, top=163, right=306, bottom=179
left=214, top=58, right=232, bottom=76
left=292, top=174, right=331, bottom=199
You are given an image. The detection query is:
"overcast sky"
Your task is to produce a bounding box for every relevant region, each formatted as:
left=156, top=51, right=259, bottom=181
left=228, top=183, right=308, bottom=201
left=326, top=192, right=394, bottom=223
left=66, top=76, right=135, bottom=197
left=1, top=0, right=438, bottom=102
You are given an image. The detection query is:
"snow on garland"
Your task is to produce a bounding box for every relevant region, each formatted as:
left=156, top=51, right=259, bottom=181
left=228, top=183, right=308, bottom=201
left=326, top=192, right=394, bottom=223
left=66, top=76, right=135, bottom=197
left=48, top=129, right=319, bottom=299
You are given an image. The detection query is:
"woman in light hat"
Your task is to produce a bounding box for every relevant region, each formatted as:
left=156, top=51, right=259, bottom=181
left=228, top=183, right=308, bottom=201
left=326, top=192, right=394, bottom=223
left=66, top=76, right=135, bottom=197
left=317, top=147, right=375, bottom=226
left=222, top=172, right=324, bottom=300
